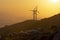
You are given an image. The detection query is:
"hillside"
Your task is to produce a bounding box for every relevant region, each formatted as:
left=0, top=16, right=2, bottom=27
left=0, top=13, right=60, bottom=33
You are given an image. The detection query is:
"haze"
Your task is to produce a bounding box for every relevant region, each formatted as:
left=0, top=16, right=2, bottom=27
left=0, top=0, right=60, bottom=27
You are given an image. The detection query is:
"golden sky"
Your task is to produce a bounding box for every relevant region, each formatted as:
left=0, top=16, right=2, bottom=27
left=0, top=0, right=60, bottom=26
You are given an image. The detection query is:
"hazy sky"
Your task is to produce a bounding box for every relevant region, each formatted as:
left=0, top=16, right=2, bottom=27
left=0, top=0, right=60, bottom=27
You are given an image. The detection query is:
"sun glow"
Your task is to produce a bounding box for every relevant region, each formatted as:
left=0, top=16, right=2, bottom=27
left=51, top=0, right=58, bottom=2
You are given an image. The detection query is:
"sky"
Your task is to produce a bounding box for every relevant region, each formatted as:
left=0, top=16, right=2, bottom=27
left=0, top=0, right=60, bottom=27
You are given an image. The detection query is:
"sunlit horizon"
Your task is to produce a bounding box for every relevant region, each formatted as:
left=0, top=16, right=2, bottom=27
left=0, top=0, right=60, bottom=26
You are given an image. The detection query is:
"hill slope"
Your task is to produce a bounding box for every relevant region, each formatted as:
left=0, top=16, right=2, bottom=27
left=0, top=13, right=60, bottom=33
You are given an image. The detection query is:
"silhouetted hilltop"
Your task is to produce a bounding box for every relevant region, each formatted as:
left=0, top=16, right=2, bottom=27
left=0, top=13, right=60, bottom=33
left=38, top=13, right=60, bottom=28
left=48, top=13, right=60, bottom=26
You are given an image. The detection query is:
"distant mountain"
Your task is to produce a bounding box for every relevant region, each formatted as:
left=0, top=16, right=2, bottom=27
left=0, top=13, right=60, bottom=34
